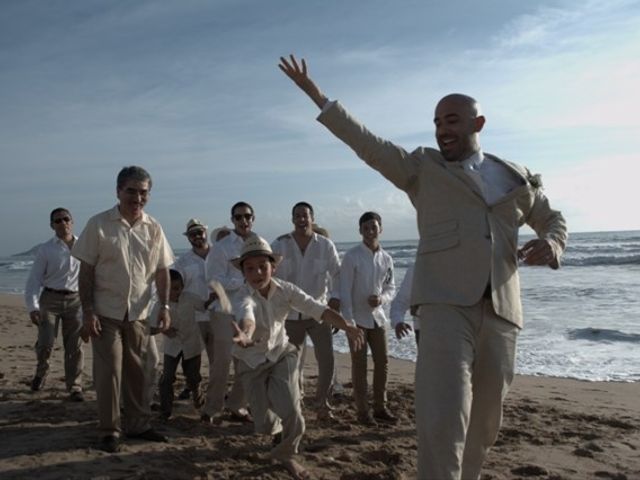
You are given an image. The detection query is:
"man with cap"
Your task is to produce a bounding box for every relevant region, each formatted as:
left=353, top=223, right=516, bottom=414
left=25, top=207, right=84, bottom=401
left=231, top=235, right=364, bottom=480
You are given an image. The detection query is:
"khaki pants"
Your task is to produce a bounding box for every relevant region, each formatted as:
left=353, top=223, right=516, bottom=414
left=198, top=312, right=245, bottom=416
left=285, top=319, right=334, bottom=408
left=92, top=316, right=151, bottom=437
left=416, top=299, right=518, bottom=480
left=35, top=289, right=84, bottom=392
left=237, top=344, right=305, bottom=461
left=349, top=324, right=388, bottom=414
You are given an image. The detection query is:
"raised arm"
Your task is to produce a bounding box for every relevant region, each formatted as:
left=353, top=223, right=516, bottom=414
left=278, top=55, right=328, bottom=110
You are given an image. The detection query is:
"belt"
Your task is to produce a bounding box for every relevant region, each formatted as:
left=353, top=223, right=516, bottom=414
left=44, top=287, right=78, bottom=295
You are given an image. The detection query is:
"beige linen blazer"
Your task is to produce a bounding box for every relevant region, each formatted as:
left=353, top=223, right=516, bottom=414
left=318, top=101, right=567, bottom=328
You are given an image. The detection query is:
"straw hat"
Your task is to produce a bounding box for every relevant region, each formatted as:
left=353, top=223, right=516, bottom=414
left=231, top=235, right=283, bottom=270
left=183, top=218, right=208, bottom=235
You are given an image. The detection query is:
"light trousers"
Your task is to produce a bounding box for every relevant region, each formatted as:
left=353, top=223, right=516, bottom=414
left=198, top=312, right=245, bottom=416
left=416, top=299, right=518, bottom=480
left=236, top=344, right=305, bottom=461
left=349, top=324, right=388, bottom=414
left=36, top=290, right=84, bottom=392
left=92, top=316, right=151, bottom=437
left=285, top=318, right=335, bottom=408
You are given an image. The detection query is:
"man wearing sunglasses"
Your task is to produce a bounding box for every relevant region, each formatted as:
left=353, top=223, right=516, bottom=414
left=204, top=201, right=255, bottom=422
left=25, top=208, right=84, bottom=402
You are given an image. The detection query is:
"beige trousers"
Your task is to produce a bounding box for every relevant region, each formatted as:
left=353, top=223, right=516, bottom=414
left=36, top=290, right=84, bottom=392
left=349, top=324, right=388, bottom=414
left=198, top=312, right=245, bottom=416
left=285, top=319, right=334, bottom=408
left=415, top=299, right=518, bottom=480
left=92, top=316, right=151, bottom=437
left=236, top=343, right=305, bottom=461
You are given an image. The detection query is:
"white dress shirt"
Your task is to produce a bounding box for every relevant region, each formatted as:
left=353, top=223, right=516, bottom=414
left=233, top=278, right=327, bottom=369
left=205, top=231, right=247, bottom=305
left=271, top=232, right=340, bottom=320
left=173, top=248, right=211, bottom=322
left=149, top=292, right=205, bottom=359
left=389, top=264, right=419, bottom=331
left=459, top=150, right=522, bottom=205
left=25, top=235, right=80, bottom=312
left=340, top=243, right=395, bottom=329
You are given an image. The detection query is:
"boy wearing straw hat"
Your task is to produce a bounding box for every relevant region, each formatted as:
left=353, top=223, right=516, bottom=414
left=231, top=235, right=364, bottom=480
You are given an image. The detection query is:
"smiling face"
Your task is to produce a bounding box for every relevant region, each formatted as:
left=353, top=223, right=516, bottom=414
left=117, top=179, right=150, bottom=223
left=241, top=255, right=274, bottom=295
left=187, top=228, right=208, bottom=250
left=231, top=205, right=254, bottom=239
left=292, top=205, right=313, bottom=235
left=434, top=94, right=485, bottom=163
left=359, top=218, right=382, bottom=249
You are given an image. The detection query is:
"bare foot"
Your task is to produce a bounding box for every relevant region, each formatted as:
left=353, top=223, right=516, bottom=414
left=281, top=458, right=311, bottom=480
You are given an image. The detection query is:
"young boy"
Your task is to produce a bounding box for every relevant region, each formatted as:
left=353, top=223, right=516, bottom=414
left=340, top=211, right=396, bottom=425
left=231, top=235, right=364, bottom=480
left=150, top=270, right=226, bottom=420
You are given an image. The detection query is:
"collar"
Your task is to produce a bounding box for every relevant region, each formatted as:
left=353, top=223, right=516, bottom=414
left=53, top=235, right=77, bottom=245
left=460, top=150, right=484, bottom=171
left=248, top=277, right=282, bottom=300
left=108, top=205, right=150, bottom=225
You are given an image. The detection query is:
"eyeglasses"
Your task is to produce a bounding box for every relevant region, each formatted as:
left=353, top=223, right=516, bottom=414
left=53, top=217, right=72, bottom=224
left=122, top=187, right=149, bottom=198
left=233, top=213, right=253, bottom=221
left=188, top=230, right=206, bottom=238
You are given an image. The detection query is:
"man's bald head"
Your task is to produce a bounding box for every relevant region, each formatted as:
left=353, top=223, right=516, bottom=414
left=434, top=93, right=485, bottom=162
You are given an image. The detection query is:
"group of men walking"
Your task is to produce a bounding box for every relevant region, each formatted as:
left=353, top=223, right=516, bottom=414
left=23, top=53, right=567, bottom=480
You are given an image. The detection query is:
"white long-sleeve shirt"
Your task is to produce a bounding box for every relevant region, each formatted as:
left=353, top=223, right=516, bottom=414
left=149, top=292, right=205, bottom=359
left=205, top=231, right=246, bottom=303
left=340, top=243, right=395, bottom=329
left=173, top=248, right=211, bottom=322
left=389, top=264, right=419, bottom=331
left=25, top=236, right=80, bottom=312
left=233, top=278, right=327, bottom=369
left=271, top=232, right=340, bottom=320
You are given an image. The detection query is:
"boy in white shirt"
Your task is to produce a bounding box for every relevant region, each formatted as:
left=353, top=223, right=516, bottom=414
left=340, top=212, right=396, bottom=425
left=231, top=236, right=364, bottom=480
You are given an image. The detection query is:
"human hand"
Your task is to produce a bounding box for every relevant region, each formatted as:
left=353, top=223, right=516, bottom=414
left=518, top=239, right=557, bottom=268
left=82, top=311, right=101, bottom=341
left=345, top=325, right=365, bottom=351
left=278, top=54, right=328, bottom=109
left=157, top=308, right=171, bottom=333
left=367, top=295, right=382, bottom=308
left=29, top=311, right=40, bottom=326
left=327, top=297, right=340, bottom=311
left=232, top=321, right=255, bottom=348
left=395, top=322, right=413, bottom=340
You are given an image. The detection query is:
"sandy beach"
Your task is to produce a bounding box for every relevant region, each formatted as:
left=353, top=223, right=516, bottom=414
left=0, top=292, right=638, bottom=480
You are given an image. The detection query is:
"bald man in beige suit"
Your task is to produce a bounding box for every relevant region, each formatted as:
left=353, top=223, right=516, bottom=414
left=280, top=55, right=567, bottom=480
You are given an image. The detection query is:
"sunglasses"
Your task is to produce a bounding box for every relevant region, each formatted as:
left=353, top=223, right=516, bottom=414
left=188, top=229, right=206, bottom=238
left=233, top=213, right=253, bottom=221
left=53, top=217, right=72, bottom=224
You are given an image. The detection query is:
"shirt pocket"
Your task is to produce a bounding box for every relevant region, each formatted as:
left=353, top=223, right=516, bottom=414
left=418, top=219, right=460, bottom=254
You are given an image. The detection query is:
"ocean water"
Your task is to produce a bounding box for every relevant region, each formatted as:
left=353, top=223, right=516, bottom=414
left=2, top=231, right=638, bottom=382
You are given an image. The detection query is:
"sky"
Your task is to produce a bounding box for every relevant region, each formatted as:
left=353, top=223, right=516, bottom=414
left=1, top=0, right=639, bottom=255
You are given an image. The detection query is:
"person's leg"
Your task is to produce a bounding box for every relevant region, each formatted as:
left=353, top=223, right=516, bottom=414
left=268, top=346, right=305, bottom=461
left=306, top=320, right=335, bottom=410
left=182, top=353, right=203, bottom=409
left=93, top=316, right=124, bottom=438
left=369, top=324, right=389, bottom=414
left=416, top=303, right=479, bottom=480
left=198, top=321, right=217, bottom=417
left=461, top=300, right=518, bottom=480
left=349, top=327, right=370, bottom=418
left=59, top=294, right=84, bottom=393
left=159, top=353, right=180, bottom=417
left=33, top=290, right=58, bottom=387
left=142, top=334, right=159, bottom=409
left=208, top=312, right=234, bottom=415
left=237, top=359, right=280, bottom=436
left=121, top=319, right=152, bottom=435
left=284, top=319, right=308, bottom=399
